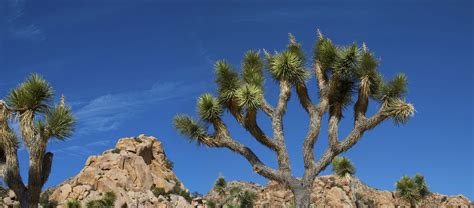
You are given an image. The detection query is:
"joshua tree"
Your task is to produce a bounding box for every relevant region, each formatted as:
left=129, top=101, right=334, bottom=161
left=332, top=156, right=355, bottom=177
left=0, top=74, right=75, bottom=208
left=213, top=176, right=227, bottom=196
left=174, top=30, right=414, bottom=207
left=396, top=174, right=430, bottom=208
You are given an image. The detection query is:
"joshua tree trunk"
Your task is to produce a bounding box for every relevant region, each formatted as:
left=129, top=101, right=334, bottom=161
left=174, top=31, right=414, bottom=208
left=291, top=185, right=311, bottom=208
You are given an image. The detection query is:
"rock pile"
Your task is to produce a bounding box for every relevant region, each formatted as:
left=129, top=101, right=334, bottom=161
left=47, top=134, right=191, bottom=208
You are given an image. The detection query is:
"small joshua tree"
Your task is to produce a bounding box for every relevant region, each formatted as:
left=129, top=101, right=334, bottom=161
left=213, top=176, right=227, bottom=196
left=174, top=30, right=414, bottom=207
left=396, top=174, right=430, bottom=208
left=332, top=156, right=355, bottom=177
left=0, top=74, right=75, bottom=208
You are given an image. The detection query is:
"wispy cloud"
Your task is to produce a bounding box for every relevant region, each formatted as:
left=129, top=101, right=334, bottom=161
left=54, top=139, right=114, bottom=157
left=74, top=81, right=204, bottom=135
left=5, top=0, right=46, bottom=42
left=191, top=31, right=214, bottom=66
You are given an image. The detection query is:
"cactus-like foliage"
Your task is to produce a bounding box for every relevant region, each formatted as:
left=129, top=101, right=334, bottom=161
left=0, top=74, right=75, bottom=208
left=242, top=50, right=264, bottom=87
left=235, top=84, right=263, bottom=110
left=197, top=93, right=222, bottom=121
left=332, top=156, right=356, bottom=177
left=396, top=174, right=430, bottom=207
left=268, top=50, right=309, bottom=84
left=173, top=115, right=207, bottom=143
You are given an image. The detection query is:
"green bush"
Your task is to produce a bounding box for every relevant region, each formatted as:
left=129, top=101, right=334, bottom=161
left=66, top=199, right=81, bottom=208
left=213, top=176, right=227, bottom=196
left=332, top=156, right=356, bottom=177
left=395, top=173, right=430, bottom=208
left=206, top=200, right=216, bottom=208
left=151, top=187, right=167, bottom=197
left=151, top=182, right=192, bottom=202
left=86, top=191, right=116, bottom=208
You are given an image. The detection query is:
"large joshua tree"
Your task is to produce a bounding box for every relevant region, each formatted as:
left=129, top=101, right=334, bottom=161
left=174, top=31, right=414, bottom=207
left=0, top=74, right=75, bottom=208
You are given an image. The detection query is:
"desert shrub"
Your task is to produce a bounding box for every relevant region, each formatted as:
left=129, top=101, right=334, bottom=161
left=332, top=156, right=356, bottom=177
left=151, top=187, right=167, bottom=197
left=164, top=158, right=174, bottom=170
left=396, top=174, right=430, bottom=207
left=111, top=148, right=121, bottom=154
left=225, top=187, right=256, bottom=208
left=151, top=182, right=192, bottom=202
left=213, top=176, right=227, bottom=196
left=206, top=200, right=216, bottom=208
left=86, top=191, right=116, bottom=208
left=39, top=192, right=57, bottom=208
left=66, top=199, right=81, bottom=208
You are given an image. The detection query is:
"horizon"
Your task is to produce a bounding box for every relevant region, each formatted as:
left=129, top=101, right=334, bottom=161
left=1, top=0, right=473, bottom=201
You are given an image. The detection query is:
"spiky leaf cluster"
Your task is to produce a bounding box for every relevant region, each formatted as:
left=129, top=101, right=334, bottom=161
left=314, top=36, right=337, bottom=73
left=43, top=105, right=75, bottom=140
left=235, top=84, right=263, bottom=110
left=332, top=44, right=359, bottom=81
left=384, top=99, right=415, bottom=125
left=396, top=174, right=430, bottom=204
left=379, top=73, right=407, bottom=101
left=332, top=156, right=356, bottom=177
left=197, top=93, right=222, bottom=121
left=215, top=61, right=241, bottom=106
left=268, top=50, right=309, bottom=84
left=242, top=50, right=264, bottom=87
left=356, top=48, right=384, bottom=97
left=173, top=115, right=207, bottom=142
left=7, top=74, right=53, bottom=112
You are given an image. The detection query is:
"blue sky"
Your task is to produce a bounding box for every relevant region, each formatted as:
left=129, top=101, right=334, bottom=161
left=1, top=0, right=473, bottom=199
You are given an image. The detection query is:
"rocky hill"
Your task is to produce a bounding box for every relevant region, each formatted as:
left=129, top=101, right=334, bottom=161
left=205, top=175, right=472, bottom=208
left=45, top=134, right=192, bottom=208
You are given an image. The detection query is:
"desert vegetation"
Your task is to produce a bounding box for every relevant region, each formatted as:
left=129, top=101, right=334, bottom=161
left=0, top=74, right=75, bottom=208
left=395, top=174, right=430, bottom=208
left=332, top=156, right=356, bottom=177
left=174, top=30, right=414, bottom=207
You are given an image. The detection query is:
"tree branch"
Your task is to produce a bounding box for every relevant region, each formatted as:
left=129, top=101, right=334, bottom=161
left=226, top=101, right=277, bottom=152
left=272, top=80, right=292, bottom=175
left=209, top=118, right=288, bottom=184
left=310, top=106, right=389, bottom=179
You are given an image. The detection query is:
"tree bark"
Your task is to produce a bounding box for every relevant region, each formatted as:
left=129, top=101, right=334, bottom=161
left=292, top=187, right=311, bottom=208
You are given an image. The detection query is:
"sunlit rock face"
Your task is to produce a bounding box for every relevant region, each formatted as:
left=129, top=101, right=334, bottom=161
left=47, top=134, right=191, bottom=208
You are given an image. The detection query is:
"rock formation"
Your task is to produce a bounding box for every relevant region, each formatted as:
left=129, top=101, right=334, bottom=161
left=205, top=175, right=473, bottom=208
left=47, top=134, right=192, bottom=208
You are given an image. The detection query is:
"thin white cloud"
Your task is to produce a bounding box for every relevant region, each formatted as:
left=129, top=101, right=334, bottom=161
left=74, top=81, right=204, bottom=135
left=54, top=139, right=114, bottom=157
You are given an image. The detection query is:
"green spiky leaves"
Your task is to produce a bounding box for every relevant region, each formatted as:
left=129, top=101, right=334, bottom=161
left=267, top=35, right=309, bottom=84
left=242, top=50, right=264, bottom=87
left=197, top=93, right=222, bottom=121
left=235, top=84, right=263, bottom=110
left=268, top=50, right=309, bottom=84
left=44, top=104, right=75, bottom=140
left=396, top=174, right=430, bottom=205
left=7, top=74, right=53, bottom=112
left=380, top=73, right=408, bottom=101
left=314, top=36, right=337, bottom=72
left=173, top=115, right=207, bottom=142
left=215, top=60, right=241, bottom=106
left=332, top=156, right=356, bottom=177
left=333, top=44, right=359, bottom=81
